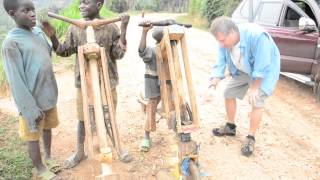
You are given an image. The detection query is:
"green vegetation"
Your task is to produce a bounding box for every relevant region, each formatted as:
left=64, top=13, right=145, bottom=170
left=51, top=0, right=117, bottom=38
left=0, top=58, right=7, bottom=96
left=0, top=113, right=33, bottom=179
left=187, top=0, right=240, bottom=28
left=108, top=0, right=129, bottom=13
left=176, top=14, right=208, bottom=30
left=134, top=0, right=160, bottom=11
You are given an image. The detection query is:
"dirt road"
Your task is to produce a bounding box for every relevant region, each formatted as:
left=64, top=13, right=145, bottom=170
left=0, top=13, right=319, bottom=179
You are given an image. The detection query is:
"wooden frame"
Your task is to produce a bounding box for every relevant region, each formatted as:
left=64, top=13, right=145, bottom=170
left=156, top=26, right=200, bottom=133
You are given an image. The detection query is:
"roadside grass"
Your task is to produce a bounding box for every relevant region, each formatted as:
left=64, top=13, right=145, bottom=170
left=0, top=57, right=8, bottom=97
left=176, top=14, right=208, bottom=30
left=0, top=112, right=33, bottom=179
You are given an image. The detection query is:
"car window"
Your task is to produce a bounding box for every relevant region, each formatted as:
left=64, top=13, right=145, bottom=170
left=240, top=0, right=261, bottom=18
left=284, top=7, right=301, bottom=27
left=255, top=2, right=282, bottom=25
left=292, top=0, right=318, bottom=26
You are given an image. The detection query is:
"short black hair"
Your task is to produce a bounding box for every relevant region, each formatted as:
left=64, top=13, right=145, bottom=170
left=3, top=0, right=21, bottom=14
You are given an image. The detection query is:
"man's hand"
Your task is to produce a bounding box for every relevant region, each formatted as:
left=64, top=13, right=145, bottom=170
left=209, top=77, right=221, bottom=89
left=41, top=21, right=56, bottom=38
left=247, top=87, right=259, bottom=105
left=120, top=13, right=130, bottom=27
left=247, top=78, right=262, bottom=105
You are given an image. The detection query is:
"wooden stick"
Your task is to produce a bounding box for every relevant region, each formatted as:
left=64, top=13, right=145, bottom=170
left=100, top=47, right=123, bottom=156
left=78, top=46, right=95, bottom=158
left=180, top=35, right=200, bottom=129
left=163, top=27, right=183, bottom=133
left=48, top=12, right=121, bottom=29
left=88, top=52, right=110, bottom=152
left=156, top=45, right=170, bottom=121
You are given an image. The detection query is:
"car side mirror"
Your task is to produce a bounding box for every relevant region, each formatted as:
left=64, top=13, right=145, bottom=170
left=299, top=17, right=318, bottom=33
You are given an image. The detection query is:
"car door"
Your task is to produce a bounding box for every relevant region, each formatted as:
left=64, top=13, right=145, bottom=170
left=266, top=0, right=319, bottom=74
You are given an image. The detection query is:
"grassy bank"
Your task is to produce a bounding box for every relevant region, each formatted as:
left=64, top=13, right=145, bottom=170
left=176, top=14, right=208, bottom=30
left=0, top=112, right=33, bottom=179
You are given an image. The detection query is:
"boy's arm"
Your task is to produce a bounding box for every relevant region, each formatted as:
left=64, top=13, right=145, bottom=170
left=138, top=22, right=154, bottom=63
left=108, top=13, right=130, bottom=60
left=138, top=21, right=152, bottom=53
left=42, top=22, right=77, bottom=57
left=2, top=42, right=43, bottom=132
left=119, top=13, right=130, bottom=46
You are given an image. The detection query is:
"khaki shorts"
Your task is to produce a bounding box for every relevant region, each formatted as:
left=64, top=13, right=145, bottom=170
left=224, top=71, right=268, bottom=108
left=19, top=107, right=59, bottom=141
left=76, top=88, right=117, bottom=121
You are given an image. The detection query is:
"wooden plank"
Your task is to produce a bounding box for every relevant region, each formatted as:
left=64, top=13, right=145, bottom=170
left=78, top=46, right=95, bottom=158
left=156, top=45, right=170, bottom=121
left=163, top=27, right=182, bottom=133
left=180, top=36, right=200, bottom=129
left=171, top=40, right=189, bottom=133
left=181, top=124, right=198, bottom=133
left=168, top=25, right=185, bottom=41
left=169, top=33, right=184, bottom=41
left=88, top=54, right=109, bottom=152
left=100, top=47, right=123, bottom=156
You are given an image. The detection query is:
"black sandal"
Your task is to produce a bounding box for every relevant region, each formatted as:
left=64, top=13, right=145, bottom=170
left=212, top=123, right=236, bottom=136
left=241, top=135, right=255, bottom=157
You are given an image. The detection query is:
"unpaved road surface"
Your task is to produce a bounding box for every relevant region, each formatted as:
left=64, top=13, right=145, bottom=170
left=0, top=13, right=319, bottom=180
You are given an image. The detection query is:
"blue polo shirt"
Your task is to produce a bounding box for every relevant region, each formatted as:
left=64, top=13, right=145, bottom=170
left=211, top=23, right=280, bottom=96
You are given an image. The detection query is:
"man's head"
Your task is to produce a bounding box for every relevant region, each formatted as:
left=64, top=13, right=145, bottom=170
left=210, top=16, right=240, bottom=49
left=152, top=27, right=163, bottom=43
left=3, top=0, right=36, bottom=30
left=79, top=0, right=104, bottom=19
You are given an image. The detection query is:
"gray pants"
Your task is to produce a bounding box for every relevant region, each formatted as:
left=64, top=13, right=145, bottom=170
left=224, top=72, right=267, bottom=108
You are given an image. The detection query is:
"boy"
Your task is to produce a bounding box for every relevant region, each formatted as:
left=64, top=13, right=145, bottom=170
left=41, top=0, right=130, bottom=168
left=138, top=21, right=193, bottom=151
left=2, top=0, right=59, bottom=179
left=138, top=22, right=162, bottom=152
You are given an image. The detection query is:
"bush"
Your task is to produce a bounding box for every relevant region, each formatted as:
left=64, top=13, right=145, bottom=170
left=191, top=0, right=240, bottom=26
left=110, top=0, right=129, bottom=13
left=189, top=0, right=203, bottom=16
left=201, top=0, right=225, bottom=24
left=134, top=0, right=160, bottom=11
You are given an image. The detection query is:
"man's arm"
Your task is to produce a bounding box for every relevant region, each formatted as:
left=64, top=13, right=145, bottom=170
left=209, top=46, right=227, bottom=88
left=2, top=42, right=43, bottom=132
left=248, top=33, right=273, bottom=104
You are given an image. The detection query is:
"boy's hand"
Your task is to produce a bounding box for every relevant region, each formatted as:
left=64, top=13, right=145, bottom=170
left=140, top=20, right=153, bottom=32
left=120, top=13, right=130, bottom=27
left=41, top=21, right=56, bottom=38
left=35, top=113, right=45, bottom=125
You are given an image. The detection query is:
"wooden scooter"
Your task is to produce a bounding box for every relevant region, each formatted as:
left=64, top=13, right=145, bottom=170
left=48, top=12, right=130, bottom=179
left=139, top=20, right=201, bottom=179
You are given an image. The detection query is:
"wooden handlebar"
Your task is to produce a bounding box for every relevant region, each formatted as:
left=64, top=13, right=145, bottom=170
left=138, top=20, right=192, bottom=28
left=48, top=12, right=121, bottom=29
